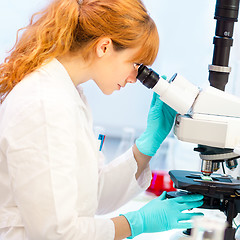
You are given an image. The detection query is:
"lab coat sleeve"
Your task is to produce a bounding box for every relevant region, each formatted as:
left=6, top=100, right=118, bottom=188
left=96, top=148, right=152, bottom=215
left=4, top=100, right=115, bottom=240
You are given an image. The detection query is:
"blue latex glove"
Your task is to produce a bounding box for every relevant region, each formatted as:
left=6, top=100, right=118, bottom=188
left=121, top=192, right=204, bottom=239
left=136, top=84, right=177, bottom=156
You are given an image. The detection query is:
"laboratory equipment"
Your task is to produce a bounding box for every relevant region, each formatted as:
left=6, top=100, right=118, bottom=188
left=191, top=216, right=227, bottom=240
left=137, top=0, right=240, bottom=239
left=146, top=170, right=176, bottom=196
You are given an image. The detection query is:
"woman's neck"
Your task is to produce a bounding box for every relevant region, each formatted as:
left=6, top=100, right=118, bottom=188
left=56, top=52, right=93, bottom=86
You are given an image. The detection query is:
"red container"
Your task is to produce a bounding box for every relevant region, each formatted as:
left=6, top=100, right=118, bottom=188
left=147, top=170, right=176, bottom=196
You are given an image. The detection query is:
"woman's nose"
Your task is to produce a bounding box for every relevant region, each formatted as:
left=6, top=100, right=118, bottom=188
left=126, top=76, right=137, bottom=83
left=127, top=68, right=138, bottom=83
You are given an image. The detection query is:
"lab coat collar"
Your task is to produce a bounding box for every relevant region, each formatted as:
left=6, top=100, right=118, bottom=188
left=40, top=58, right=93, bottom=123
left=42, top=58, right=76, bottom=90
left=41, top=58, right=87, bottom=106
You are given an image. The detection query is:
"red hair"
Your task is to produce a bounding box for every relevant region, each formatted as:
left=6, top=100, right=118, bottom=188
left=0, top=0, right=159, bottom=102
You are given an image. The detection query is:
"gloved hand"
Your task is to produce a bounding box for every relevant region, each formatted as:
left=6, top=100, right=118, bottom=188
left=121, top=192, right=204, bottom=239
left=136, top=76, right=177, bottom=156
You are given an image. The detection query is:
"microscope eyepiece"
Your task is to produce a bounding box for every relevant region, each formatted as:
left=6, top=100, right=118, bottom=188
left=136, top=64, right=159, bottom=89
left=209, top=0, right=240, bottom=90
left=137, top=64, right=200, bottom=115
left=215, top=0, right=239, bottom=21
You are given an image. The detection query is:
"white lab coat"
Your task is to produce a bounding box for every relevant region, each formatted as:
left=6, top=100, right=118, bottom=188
left=0, top=59, right=152, bottom=240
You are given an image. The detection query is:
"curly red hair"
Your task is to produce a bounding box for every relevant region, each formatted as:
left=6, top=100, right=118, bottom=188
left=0, top=0, right=159, bottom=102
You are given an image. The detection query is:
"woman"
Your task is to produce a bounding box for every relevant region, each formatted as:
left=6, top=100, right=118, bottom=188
left=0, top=0, right=203, bottom=239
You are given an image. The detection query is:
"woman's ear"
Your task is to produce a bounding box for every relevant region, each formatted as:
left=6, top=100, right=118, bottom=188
left=96, top=37, right=113, bottom=58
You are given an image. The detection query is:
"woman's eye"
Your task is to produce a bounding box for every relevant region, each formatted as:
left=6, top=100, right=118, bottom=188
left=133, top=63, right=140, bottom=68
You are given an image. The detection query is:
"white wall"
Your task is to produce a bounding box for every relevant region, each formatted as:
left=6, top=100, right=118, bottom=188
left=0, top=0, right=49, bottom=60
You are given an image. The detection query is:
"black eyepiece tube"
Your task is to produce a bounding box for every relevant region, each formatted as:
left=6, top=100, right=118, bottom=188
left=209, top=0, right=240, bottom=90
left=137, top=64, right=159, bottom=89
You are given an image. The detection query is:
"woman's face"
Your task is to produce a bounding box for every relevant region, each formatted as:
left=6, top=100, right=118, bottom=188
left=92, top=39, right=140, bottom=95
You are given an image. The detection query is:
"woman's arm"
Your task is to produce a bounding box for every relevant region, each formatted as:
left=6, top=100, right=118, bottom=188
left=132, top=144, right=151, bottom=180
left=111, top=216, right=131, bottom=240
left=107, top=145, right=151, bottom=240
left=96, top=147, right=152, bottom=215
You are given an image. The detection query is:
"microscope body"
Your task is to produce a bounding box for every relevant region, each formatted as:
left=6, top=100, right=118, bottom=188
left=175, top=86, right=240, bottom=151
left=137, top=67, right=240, bottom=239
left=137, top=65, right=240, bottom=170
left=174, top=82, right=240, bottom=176
left=138, top=65, right=240, bottom=176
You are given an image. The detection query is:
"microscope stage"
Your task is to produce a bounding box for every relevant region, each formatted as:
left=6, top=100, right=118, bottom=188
left=169, top=170, right=240, bottom=199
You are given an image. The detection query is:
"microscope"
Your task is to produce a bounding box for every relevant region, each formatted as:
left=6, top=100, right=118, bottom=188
left=137, top=0, right=240, bottom=239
